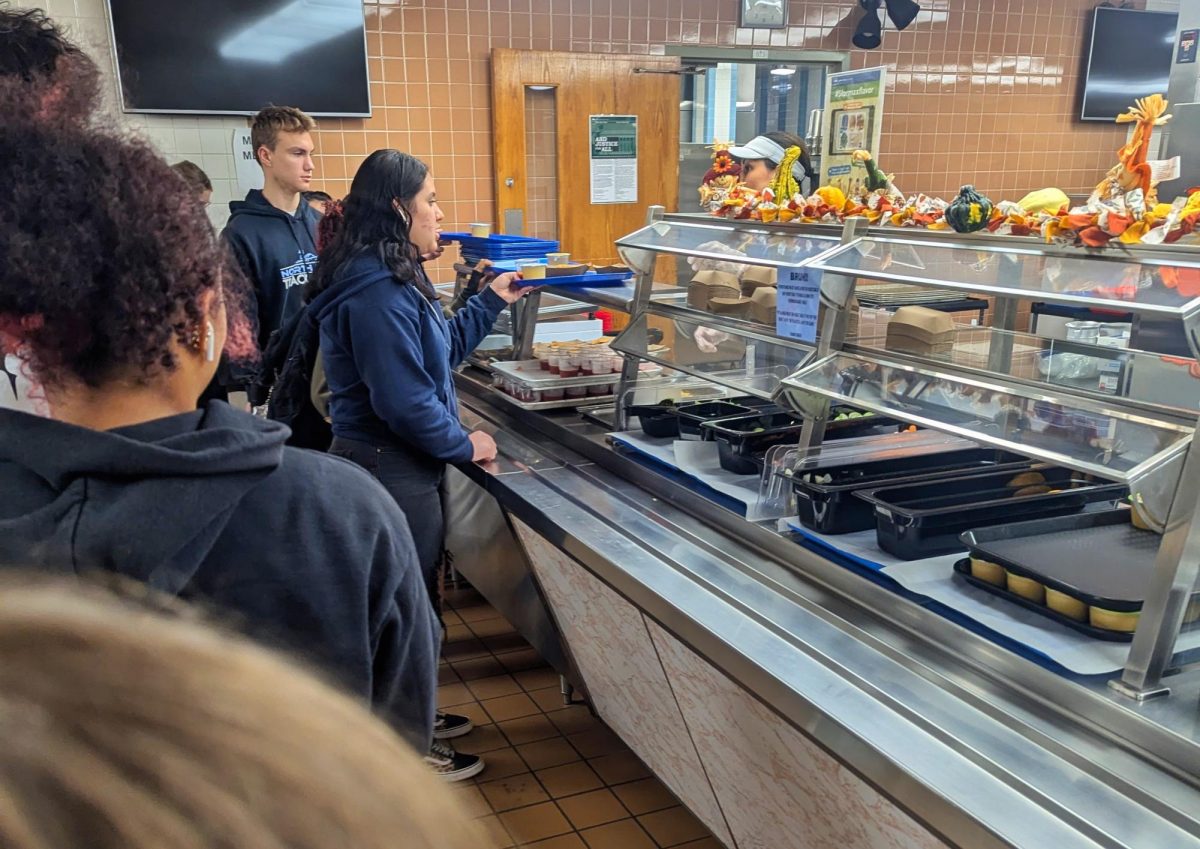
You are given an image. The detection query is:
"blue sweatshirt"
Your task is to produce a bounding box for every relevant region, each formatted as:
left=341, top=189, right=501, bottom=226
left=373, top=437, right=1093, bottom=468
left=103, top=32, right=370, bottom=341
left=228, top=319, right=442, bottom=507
left=222, top=190, right=322, bottom=350
left=0, top=401, right=439, bottom=750
left=313, top=252, right=507, bottom=463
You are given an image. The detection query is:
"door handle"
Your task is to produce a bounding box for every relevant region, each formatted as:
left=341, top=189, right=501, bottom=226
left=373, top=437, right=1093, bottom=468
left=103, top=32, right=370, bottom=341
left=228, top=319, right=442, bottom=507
left=505, top=177, right=515, bottom=188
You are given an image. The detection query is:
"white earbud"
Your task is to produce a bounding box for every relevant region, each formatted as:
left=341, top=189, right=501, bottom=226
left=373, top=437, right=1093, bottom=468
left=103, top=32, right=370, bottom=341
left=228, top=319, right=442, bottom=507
left=204, top=321, right=216, bottom=362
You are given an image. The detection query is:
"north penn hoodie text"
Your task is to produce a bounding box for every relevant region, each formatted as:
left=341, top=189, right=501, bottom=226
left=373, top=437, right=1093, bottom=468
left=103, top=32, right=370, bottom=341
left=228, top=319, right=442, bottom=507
left=223, top=189, right=321, bottom=350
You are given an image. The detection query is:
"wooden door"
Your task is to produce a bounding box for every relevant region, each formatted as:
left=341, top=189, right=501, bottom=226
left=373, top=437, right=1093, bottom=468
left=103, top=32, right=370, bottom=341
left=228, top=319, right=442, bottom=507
left=491, top=49, right=681, bottom=267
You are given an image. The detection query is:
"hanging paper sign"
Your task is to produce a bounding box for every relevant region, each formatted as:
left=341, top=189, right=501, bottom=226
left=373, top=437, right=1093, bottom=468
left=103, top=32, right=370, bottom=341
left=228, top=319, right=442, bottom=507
left=589, top=115, right=638, bottom=204
left=233, top=128, right=263, bottom=194
left=776, top=266, right=822, bottom=343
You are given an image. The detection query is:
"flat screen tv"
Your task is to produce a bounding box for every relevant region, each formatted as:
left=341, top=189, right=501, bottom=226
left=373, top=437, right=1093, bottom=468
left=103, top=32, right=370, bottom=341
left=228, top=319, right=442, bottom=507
left=106, top=0, right=370, bottom=116
left=1079, top=7, right=1177, bottom=122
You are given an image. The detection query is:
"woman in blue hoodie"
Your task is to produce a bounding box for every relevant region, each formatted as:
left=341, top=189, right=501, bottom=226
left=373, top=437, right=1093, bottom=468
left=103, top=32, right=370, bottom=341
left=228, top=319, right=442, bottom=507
left=310, top=151, right=532, bottom=588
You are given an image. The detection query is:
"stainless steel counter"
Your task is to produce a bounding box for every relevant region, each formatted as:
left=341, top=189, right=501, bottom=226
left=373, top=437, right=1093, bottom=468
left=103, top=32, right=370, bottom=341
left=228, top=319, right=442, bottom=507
left=453, top=370, right=1200, bottom=849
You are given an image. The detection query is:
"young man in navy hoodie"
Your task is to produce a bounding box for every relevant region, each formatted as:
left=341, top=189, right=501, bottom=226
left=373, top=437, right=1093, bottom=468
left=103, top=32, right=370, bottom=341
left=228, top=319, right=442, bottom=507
left=222, top=106, right=322, bottom=354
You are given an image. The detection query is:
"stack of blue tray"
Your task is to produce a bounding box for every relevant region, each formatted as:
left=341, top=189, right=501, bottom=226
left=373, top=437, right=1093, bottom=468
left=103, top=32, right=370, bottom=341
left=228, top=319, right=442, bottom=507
left=441, top=232, right=559, bottom=264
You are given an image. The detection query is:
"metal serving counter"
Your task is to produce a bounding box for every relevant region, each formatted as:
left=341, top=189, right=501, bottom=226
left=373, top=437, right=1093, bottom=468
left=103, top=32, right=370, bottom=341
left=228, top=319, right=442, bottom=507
left=452, top=374, right=1200, bottom=849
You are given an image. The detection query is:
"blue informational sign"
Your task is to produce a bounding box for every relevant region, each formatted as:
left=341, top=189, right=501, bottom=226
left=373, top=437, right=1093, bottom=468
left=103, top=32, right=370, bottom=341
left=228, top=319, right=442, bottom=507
left=776, top=266, right=822, bottom=343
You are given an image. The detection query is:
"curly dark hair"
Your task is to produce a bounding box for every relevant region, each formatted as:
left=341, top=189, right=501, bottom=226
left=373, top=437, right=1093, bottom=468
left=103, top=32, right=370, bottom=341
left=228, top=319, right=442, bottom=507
left=308, top=149, right=432, bottom=302
left=0, top=119, right=256, bottom=391
left=0, top=5, right=101, bottom=124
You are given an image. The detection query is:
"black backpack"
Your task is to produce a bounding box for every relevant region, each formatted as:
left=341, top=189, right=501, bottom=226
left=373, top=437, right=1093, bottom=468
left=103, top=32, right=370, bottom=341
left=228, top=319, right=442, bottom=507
left=252, top=306, right=332, bottom=451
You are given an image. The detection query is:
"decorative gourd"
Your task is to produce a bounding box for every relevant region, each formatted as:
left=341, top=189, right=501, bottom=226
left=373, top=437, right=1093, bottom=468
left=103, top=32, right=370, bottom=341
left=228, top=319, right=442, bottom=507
left=945, top=185, right=994, bottom=233
left=770, top=145, right=803, bottom=205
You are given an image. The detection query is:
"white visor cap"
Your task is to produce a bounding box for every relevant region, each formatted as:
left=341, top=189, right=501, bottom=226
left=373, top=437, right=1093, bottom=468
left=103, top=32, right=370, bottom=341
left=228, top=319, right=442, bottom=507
left=727, top=136, right=807, bottom=181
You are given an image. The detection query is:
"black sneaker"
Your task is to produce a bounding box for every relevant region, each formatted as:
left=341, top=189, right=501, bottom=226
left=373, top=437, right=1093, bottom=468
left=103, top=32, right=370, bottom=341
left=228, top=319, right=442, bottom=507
left=433, top=711, right=474, bottom=740
left=425, top=740, right=485, bottom=782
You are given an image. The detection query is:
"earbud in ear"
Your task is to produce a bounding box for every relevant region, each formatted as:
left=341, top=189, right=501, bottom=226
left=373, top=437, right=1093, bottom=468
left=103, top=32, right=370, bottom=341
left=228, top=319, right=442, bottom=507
left=392, top=199, right=411, bottom=227
left=204, top=321, right=216, bottom=362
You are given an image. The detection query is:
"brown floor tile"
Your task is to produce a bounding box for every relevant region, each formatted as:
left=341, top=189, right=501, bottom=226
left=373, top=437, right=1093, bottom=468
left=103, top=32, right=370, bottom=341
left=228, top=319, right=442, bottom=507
left=445, top=622, right=474, bottom=643
left=476, top=746, right=530, bottom=781
left=442, top=636, right=491, bottom=662
left=466, top=673, right=524, bottom=701
left=514, top=666, right=561, bottom=692
left=498, top=801, right=573, bottom=844
left=526, top=835, right=587, bottom=849
left=439, top=700, right=492, bottom=729
left=568, top=727, right=627, bottom=759
left=530, top=685, right=569, bottom=713
left=450, top=654, right=509, bottom=680
left=536, top=761, right=604, bottom=798
left=456, top=603, right=501, bottom=623
left=637, top=807, right=710, bottom=847
left=476, top=814, right=515, bottom=849
left=444, top=587, right=484, bottom=607
left=449, top=783, right=493, bottom=818
left=589, top=752, right=651, bottom=786
left=441, top=609, right=465, bottom=627
left=483, top=631, right=532, bottom=653
left=496, top=646, right=545, bottom=672
left=438, top=664, right=460, bottom=686
left=478, top=772, right=551, bottom=812
left=546, top=706, right=602, bottom=737
left=580, top=818, right=656, bottom=849
left=437, top=681, right=473, bottom=706
left=482, top=692, right=541, bottom=723
left=466, top=722, right=510, bottom=754
left=674, top=839, right=724, bottom=849
left=498, top=714, right=561, bottom=746
left=517, top=737, right=582, bottom=771
left=468, top=616, right=518, bottom=638
left=557, top=789, right=630, bottom=830
left=611, top=777, right=678, bottom=816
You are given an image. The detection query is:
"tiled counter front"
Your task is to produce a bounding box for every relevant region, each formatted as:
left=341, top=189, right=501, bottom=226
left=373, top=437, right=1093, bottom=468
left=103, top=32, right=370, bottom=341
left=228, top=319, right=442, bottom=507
left=512, top=518, right=949, bottom=849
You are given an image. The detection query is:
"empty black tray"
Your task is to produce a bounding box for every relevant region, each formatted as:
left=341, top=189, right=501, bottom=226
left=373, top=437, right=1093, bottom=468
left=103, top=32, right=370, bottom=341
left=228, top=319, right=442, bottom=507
left=673, top=401, right=754, bottom=440
left=627, top=402, right=682, bottom=438
left=793, top=449, right=1031, bottom=535
left=855, top=467, right=1128, bottom=560
left=702, top=411, right=806, bottom=475
left=952, top=559, right=1133, bottom=642
left=960, top=509, right=1160, bottom=611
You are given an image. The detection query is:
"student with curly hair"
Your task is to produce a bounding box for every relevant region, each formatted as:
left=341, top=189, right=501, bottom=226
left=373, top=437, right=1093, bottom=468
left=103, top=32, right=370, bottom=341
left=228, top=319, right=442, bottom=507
left=0, top=3, right=101, bottom=123
left=0, top=118, right=440, bottom=753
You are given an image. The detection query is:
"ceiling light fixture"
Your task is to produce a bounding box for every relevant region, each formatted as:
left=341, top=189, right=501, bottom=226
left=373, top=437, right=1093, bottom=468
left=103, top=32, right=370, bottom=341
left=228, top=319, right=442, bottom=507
left=769, top=64, right=796, bottom=76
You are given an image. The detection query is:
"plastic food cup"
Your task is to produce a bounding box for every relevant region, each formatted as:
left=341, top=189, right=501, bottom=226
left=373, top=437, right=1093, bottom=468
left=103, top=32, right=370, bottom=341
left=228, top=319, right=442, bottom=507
left=517, top=261, right=546, bottom=280
left=469, top=222, right=492, bottom=238
left=546, top=252, right=570, bottom=266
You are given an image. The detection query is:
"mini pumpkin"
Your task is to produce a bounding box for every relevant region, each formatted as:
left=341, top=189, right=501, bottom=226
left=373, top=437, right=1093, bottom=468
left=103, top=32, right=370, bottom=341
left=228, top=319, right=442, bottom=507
left=945, top=185, right=994, bottom=233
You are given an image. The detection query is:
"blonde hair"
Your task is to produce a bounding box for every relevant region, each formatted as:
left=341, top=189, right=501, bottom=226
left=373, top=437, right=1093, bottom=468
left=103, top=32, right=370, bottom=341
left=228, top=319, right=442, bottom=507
left=250, top=105, right=316, bottom=164
left=0, top=576, right=482, bottom=849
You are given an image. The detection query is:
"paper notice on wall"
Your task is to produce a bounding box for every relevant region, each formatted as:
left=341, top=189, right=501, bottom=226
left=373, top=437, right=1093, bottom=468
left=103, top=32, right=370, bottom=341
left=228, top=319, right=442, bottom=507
left=776, top=265, right=822, bottom=343
left=589, top=115, right=637, bottom=204
left=233, top=128, right=263, bottom=194
left=1150, top=157, right=1182, bottom=184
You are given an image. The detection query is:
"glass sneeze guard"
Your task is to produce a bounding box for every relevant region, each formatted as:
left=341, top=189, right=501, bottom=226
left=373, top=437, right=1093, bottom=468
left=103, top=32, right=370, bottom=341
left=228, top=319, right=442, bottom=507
left=779, top=350, right=1193, bottom=482
left=613, top=305, right=815, bottom=401
left=616, top=219, right=842, bottom=271
left=809, top=236, right=1200, bottom=320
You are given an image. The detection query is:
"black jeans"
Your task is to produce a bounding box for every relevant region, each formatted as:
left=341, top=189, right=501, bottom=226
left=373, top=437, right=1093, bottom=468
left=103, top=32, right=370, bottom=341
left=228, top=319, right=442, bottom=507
left=330, top=436, right=445, bottom=607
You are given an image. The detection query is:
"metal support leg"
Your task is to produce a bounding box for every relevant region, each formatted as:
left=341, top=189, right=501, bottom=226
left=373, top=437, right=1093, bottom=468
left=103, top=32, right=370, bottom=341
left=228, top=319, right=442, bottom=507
left=986, top=295, right=1019, bottom=375
left=511, top=289, right=543, bottom=361
left=1110, top=434, right=1200, bottom=700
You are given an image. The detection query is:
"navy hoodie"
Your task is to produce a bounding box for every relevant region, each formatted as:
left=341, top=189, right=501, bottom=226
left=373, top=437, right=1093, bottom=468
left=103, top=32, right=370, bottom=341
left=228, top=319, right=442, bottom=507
left=223, top=190, right=322, bottom=350
left=313, top=252, right=507, bottom=463
left=0, top=402, right=439, bottom=750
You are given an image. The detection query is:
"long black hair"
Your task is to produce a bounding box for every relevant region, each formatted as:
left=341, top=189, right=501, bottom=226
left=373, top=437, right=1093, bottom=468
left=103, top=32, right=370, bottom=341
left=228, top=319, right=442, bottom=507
left=307, top=149, right=433, bottom=301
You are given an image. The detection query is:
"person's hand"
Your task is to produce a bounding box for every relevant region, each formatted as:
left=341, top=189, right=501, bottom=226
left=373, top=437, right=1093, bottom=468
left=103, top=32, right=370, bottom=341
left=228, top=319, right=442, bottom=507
left=693, top=327, right=731, bottom=353
left=488, top=271, right=538, bottom=304
left=421, top=242, right=446, bottom=263
left=469, top=430, right=498, bottom=463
